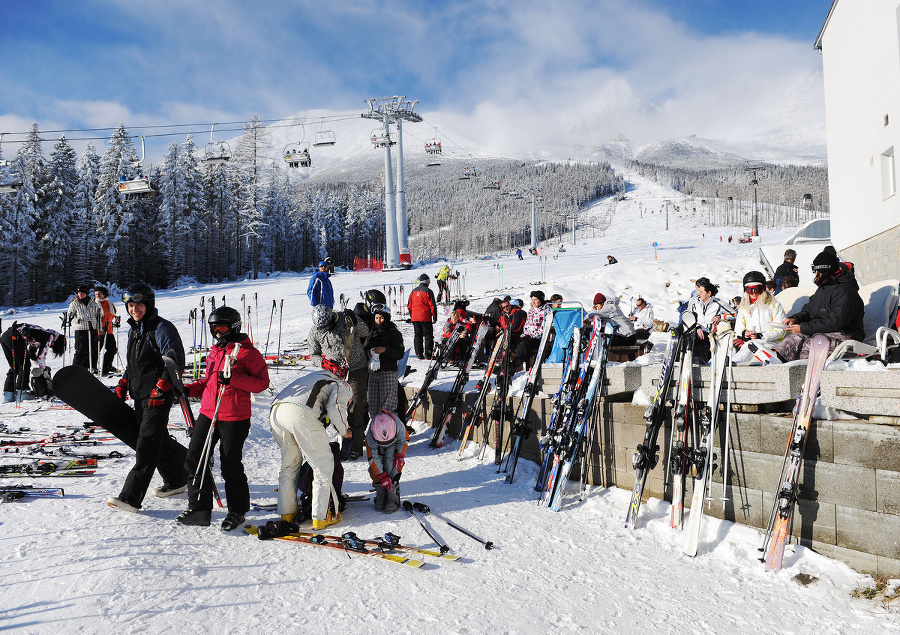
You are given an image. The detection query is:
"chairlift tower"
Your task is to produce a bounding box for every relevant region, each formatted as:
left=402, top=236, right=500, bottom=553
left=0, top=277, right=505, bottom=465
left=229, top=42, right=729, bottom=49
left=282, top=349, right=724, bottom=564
left=746, top=165, right=764, bottom=238
left=362, top=96, right=421, bottom=270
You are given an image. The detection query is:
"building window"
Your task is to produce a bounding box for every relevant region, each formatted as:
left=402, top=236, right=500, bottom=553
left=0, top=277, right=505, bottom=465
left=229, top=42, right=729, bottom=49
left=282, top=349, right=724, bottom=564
left=882, top=147, right=896, bottom=200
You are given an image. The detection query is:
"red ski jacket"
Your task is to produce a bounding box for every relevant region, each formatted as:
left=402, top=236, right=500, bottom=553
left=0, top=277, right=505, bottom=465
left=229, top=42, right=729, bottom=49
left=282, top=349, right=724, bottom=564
left=185, top=335, right=270, bottom=421
left=407, top=284, right=437, bottom=322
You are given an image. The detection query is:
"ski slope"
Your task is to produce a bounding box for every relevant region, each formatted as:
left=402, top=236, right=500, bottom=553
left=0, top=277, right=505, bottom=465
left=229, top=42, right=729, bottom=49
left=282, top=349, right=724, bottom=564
left=1, top=171, right=896, bottom=633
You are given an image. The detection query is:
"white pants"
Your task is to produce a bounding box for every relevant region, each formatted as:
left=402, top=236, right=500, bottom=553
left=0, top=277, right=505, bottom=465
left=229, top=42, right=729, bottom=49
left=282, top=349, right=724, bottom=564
left=270, top=402, right=336, bottom=521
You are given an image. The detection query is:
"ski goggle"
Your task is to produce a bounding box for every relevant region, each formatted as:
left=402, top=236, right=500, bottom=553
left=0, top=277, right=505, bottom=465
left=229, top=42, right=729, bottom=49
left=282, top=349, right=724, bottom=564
left=744, top=284, right=763, bottom=294
left=210, top=324, right=230, bottom=336
left=122, top=291, right=151, bottom=304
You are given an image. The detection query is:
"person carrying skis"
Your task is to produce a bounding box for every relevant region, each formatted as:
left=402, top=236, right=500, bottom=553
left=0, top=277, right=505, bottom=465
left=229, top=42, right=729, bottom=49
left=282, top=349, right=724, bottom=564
left=407, top=273, right=437, bottom=360
left=436, top=265, right=452, bottom=304
left=307, top=261, right=334, bottom=308
left=177, top=307, right=269, bottom=530
left=686, top=278, right=733, bottom=361
left=94, top=286, right=119, bottom=376
left=270, top=368, right=353, bottom=530
left=107, top=283, right=189, bottom=513
left=364, top=305, right=405, bottom=417
left=774, top=248, right=865, bottom=362
left=67, top=284, right=102, bottom=373
left=730, top=271, right=787, bottom=363
left=366, top=409, right=408, bottom=514
left=1, top=323, right=65, bottom=402
left=308, top=303, right=370, bottom=460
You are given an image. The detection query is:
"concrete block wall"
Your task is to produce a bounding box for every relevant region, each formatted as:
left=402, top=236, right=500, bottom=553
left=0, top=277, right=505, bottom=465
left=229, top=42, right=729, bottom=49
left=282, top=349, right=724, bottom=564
left=406, top=385, right=900, bottom=577
left=840, top=223, right=900, bottom=287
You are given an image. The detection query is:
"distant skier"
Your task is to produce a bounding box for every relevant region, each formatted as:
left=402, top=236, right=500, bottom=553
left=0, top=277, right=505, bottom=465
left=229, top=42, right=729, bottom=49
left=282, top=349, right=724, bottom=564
left=94, top=286, right=119, bottom=376
left=515, top=248, right=523, bottom=260
left=606, top=255, right=618, bottom=265
left=67, top=284, right=102, bottom=373
left=436, top=265, right=452, bottom=304
left=307, top=261, right=334, bottom=308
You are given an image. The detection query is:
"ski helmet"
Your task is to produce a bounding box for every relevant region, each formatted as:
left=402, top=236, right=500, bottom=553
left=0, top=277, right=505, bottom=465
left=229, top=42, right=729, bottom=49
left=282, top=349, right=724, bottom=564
left=370, top=410, right=397, bottom=446
left=208, top=306, right=242, bottom=343
left=122, top=283, right=155, bottom=313
left=312, top=304, right=334, bottom=329
left=742, top=271, right=766, bottom=288
left=364, top=289, right=387, bottom=312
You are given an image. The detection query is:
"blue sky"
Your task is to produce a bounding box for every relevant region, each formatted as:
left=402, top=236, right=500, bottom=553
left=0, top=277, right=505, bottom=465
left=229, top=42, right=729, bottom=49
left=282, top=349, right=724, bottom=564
left=0, top=0, right=831, bottom=159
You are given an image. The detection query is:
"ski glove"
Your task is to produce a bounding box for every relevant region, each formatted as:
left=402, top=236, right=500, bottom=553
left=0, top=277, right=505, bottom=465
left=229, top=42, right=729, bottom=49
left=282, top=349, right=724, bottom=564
left=218, top=370, right=231, bottom=386
left=115, top=378, right=128, bottom=401
left=148, top=378, right=172, bottom=407
left=393, top=456, right=405, bottom=473
left=377, top=473, right=393, bottom=492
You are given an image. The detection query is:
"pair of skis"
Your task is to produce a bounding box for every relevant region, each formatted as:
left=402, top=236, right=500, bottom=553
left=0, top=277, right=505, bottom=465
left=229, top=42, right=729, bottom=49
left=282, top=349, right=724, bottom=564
left=430, top=322, right=490, bottom=448
left=0, top=484, right=65, bottom=500
left=405, top=324, right=465, bottom=423
left=0, top=458, right=97, bottom=477
left=456, top=332, right=506, bottom=457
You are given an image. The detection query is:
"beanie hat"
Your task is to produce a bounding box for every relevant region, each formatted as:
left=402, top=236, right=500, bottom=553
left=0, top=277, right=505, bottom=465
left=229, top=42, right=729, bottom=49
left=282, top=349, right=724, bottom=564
left=502, top=295, right=512, bottom=303
left=812, top=249, right=840, bottom=273
left=419, top=273, right=430, bottom=283
left=593, top=292, right=606, bottom=306
left=318, top=261, right=328, bottom=268
left=511, top=299, right=524, bottom=308
left=312, top=304, right=334, bottom=329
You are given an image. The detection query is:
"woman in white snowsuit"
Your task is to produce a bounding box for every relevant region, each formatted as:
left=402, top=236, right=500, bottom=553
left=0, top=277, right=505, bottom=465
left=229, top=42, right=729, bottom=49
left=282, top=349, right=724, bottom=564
left=731, top=271, right=786, bottom=363
left=366, top=410, right=409, bottom=514
left=270, top=369, right=352, bottom=530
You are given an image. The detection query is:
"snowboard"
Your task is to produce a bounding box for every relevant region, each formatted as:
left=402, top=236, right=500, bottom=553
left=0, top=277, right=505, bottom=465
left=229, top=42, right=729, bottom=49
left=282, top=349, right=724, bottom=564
left=53, top=365, right=188, bottom=485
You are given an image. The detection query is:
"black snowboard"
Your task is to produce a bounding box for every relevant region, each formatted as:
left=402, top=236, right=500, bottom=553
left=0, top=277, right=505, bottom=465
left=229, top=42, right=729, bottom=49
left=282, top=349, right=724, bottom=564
left=53, top=365, right=188, bottom=485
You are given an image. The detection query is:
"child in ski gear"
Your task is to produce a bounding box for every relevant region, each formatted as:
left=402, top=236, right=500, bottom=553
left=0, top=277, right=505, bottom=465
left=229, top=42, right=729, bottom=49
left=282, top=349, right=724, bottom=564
left=686, top=278, right=732, bottom=361
left=1, top=323, right=65, bottom=402
left=407, top=274, right=437, bottom=359
left=107, top=283, right=189, bottom=514
left=178, top=306, right=269, bottom=530
left=94, top=286, right=119, bottom=376
left=775, top=249, right=865, bottom=362
left=307, top=303, right=370, bottom=458
left=364, top=305, right=405, bottom=417
left=67, top=285, right=102, bottom=372
left=307, top=261, right=335, bottom=308
left=270, top=369, right=353, bottom=530
left=366, top=410, right=408, bottom=514
left=590, top=292, right=635, bottom=346
left=730, top=271, right=787, bottom=364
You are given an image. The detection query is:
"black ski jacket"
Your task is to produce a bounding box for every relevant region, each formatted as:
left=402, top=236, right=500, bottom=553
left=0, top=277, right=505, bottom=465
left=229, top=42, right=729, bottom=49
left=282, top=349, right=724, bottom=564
left=124, top=309, right=185, bottom=400
left=790, top=267, right=865, bottom=340
left=363, top=320, right=405, bottom=373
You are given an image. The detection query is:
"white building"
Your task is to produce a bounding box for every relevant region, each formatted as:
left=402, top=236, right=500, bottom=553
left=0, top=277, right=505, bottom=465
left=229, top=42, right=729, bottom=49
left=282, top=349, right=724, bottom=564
left=815, top=0, right=900, bottom=285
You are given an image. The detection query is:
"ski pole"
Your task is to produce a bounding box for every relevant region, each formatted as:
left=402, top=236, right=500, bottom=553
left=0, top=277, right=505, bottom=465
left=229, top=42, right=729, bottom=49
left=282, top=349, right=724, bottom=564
left=412, top=502, right=494, bottom=550
left=722, top=355, right=734, bottom=512
left=276, top=299, right=284, bottom=374
left=195, top=343, right=241, bottom=492
left=254, top=293, right=259, bottom=341
left=247, top=306, right=253, bottom=344
left=401, top=500, right=449, bottom=554
left=263, top=300, right=276, bottom=358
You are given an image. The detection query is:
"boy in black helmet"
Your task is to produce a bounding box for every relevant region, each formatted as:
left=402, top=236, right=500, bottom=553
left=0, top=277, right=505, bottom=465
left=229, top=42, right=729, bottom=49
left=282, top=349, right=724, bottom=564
left=107, top=283, right=189, bottom=514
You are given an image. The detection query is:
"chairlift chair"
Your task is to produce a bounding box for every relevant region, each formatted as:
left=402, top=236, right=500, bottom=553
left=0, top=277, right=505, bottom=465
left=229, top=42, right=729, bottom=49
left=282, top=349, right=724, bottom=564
left=284, top=143, right=312, bottom=168
left=202, top=124, right=232, bottom=164
left=425, top=139, right=442, bottom=155
left=118, top=135, right=157, bottom=199
left=313, top=130, right=337, bottom=147
left=459, top=166, right=476, bottom=180
left=483, top=181, right=500, bottom=191
left=0, top=182, right=22, bottom=194
left=371, top=129, right=396, bottom=148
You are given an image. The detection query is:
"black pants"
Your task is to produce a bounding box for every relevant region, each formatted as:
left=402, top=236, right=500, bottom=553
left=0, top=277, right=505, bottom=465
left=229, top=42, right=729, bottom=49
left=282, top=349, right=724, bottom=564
left=1, top=328, right=28, bottom=392
left=346, top=367, right=369, bottom=455
left=412, top=321, right=434, bottom=359
left=185, top=413, right=251, bottom=514
left=513, top=336, right=542, bottom=372
left=119, top=396, right=178, bottom=508
left=73, top=330, right=99, bottom=371
left=99, top=332, right=118, bottom=374
left=436, top=280, right=448, bottom=303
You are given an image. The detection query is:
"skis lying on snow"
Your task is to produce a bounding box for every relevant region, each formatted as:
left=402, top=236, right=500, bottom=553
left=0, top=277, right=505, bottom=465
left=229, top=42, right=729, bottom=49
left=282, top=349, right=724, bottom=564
left=761, top=334, right=830, bottom=572
left=249, top=494, right=370, bottom=511
left=683, top=321, right=733, bottom=556
left=0, top=484, right=65, bottom=501
left=625, top=311, right=697, bottom=530
left=244, top=525, right=426, bottom=568
left=430, top=321, right=489, bottom=448
left=0, top=459, right=97, bottom=477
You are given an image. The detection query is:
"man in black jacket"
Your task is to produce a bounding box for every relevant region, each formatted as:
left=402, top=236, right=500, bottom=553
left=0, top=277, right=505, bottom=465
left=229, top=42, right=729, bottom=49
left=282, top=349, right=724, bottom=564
left=775, top=249, right=865, bottom=361
left=773, top=249, right=799, bottom=293
left=107, top=283, right=188, bottom=513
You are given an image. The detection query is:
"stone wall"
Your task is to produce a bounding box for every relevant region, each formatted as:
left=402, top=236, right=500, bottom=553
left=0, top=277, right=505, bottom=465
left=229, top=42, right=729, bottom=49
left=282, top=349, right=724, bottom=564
left=840, top=223, right=900, bottom=287
left=406, top=385, right=900, bottom=578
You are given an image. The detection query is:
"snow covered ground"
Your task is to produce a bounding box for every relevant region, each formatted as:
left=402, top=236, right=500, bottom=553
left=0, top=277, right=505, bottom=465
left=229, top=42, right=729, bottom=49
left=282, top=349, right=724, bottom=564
left=1, top=171, right=897, bottom=633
